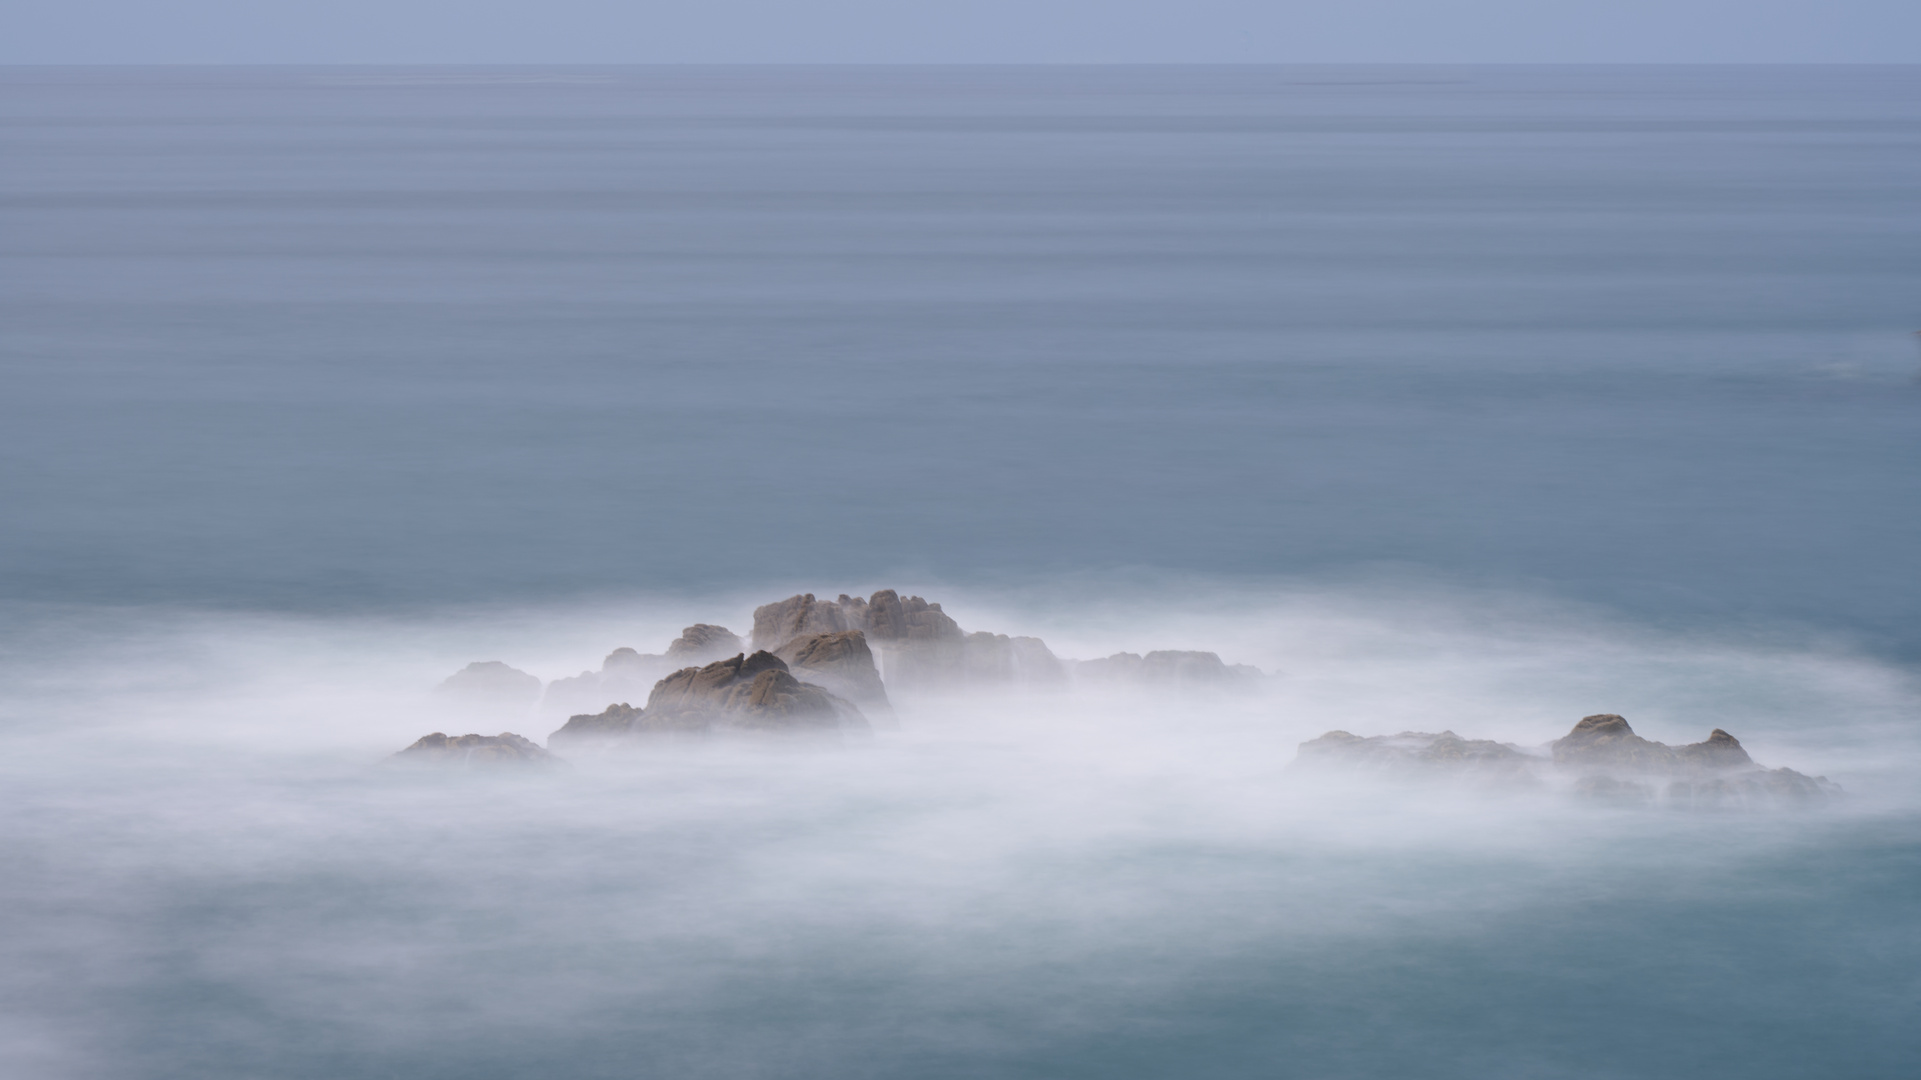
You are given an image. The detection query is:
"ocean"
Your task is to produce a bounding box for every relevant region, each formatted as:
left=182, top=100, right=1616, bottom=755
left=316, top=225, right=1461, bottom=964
left=1, top=65, right=1917, bottom=1078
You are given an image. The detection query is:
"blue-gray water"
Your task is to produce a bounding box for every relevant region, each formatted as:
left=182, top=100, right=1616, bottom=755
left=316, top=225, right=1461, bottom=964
left=1, top=66, right=1919, bottom=1079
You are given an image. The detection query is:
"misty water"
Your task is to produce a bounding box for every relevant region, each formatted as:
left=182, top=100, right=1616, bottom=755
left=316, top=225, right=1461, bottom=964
left=2, top=67, right=1919, bottom=1077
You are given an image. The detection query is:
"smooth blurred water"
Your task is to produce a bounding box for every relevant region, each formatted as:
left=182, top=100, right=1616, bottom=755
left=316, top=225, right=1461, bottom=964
left=3, top=67, right=1920, bottom=1080
left=3, top=66, right=1919, bottom=650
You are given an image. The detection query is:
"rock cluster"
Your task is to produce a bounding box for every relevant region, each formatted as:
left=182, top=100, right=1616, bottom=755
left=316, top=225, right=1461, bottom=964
left=1291, top=714, right=1837, bottom=808
left=428, top=588, right=1265, bottom=757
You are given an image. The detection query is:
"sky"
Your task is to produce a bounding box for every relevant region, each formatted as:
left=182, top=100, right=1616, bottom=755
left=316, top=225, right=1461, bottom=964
left=2, top=0, right=1918, bottom=64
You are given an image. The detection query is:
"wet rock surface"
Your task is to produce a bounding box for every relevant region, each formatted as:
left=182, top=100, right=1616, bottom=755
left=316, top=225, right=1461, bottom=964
left=1292, top=714, right=1837, bottom=808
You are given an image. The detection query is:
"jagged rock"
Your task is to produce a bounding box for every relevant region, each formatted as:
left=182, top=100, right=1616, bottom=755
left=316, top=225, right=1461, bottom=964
left=1290, top=713, right=1837, bottom=809
left=751, top=595, right=863, bottom=653
left=863, top=589, right=963, bottom=645
left=775, top=630, right=894, bottom=718
left=645, top=651, right=866, bottom=733
left=388, top=732, right=564, bottom=770
left=436, top=661, right=542, bottom=706
left=666, top=624, right=745, bottom=664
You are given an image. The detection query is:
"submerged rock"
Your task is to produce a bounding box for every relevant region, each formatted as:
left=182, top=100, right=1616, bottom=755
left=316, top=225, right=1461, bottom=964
left=389, top=732, right=564, bottom=770
left=1291, top=714, right=1837, bottom=809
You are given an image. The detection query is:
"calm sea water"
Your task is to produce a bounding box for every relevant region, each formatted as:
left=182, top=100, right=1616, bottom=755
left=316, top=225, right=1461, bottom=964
left=3, top=65, right=1919, bottom=648
left=2, top=67, right=1919, bottom=1080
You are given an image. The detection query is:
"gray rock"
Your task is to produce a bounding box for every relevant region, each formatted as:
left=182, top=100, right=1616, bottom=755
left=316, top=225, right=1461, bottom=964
left=1291, top=730, right=1542, bottom=788
left=540, top=647, right=673, bottom=719
left=1072, top=650, right=1261, bottom=689
left=436, top=661, right=542, bottom=706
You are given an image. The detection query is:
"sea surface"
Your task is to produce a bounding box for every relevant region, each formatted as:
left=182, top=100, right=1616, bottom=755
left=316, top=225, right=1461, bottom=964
left=1, top=66, right=1919, bottom=1079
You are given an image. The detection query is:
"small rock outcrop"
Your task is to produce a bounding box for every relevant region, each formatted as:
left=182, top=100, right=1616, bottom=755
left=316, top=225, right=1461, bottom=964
left=1291, top=714, right=1837, bottom=809
left=1073, top=650, right=1260, bottom=689
left=665, top=624, right=745, bottom=665
left=547, top=702, right=646, bottom=748
left=1292, top=730, right=1540, bottom=786
left=436, top=661, right=542, bottom=706
left=388, top=732, right=563, bottom=770
left=540, top=647, right=674, bottom=718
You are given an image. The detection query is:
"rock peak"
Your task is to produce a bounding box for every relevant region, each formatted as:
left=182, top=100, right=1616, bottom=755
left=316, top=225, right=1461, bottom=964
left=1567, top=713, right=1633, bottom=738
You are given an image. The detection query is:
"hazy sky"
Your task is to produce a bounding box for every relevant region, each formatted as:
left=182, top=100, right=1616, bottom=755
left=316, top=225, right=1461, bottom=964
left=4, top=0, right=1918, bottom=64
